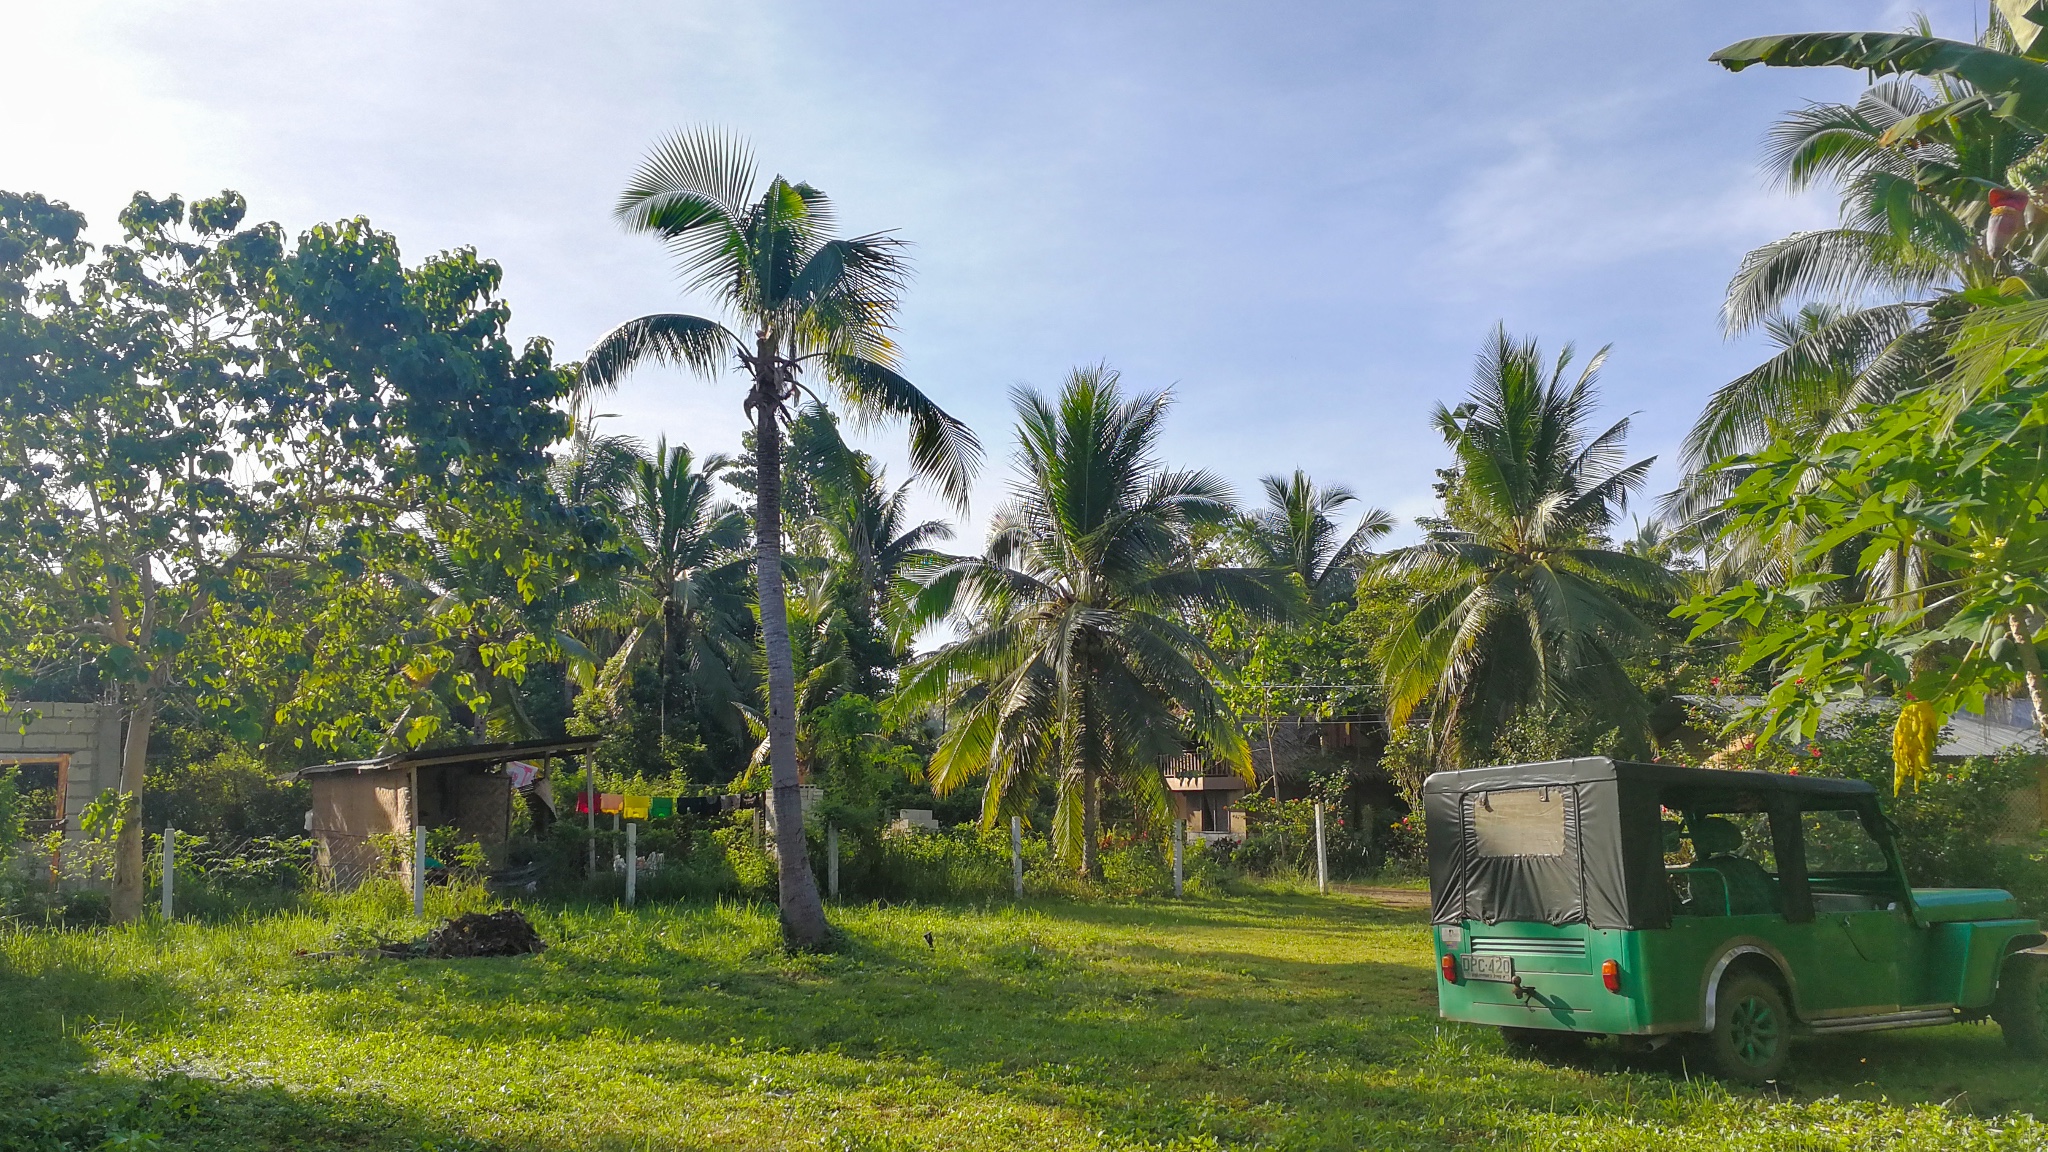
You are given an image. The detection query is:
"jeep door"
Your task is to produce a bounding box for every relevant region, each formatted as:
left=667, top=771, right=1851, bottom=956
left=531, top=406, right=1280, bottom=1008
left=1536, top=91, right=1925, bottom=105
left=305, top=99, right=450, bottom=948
left=1795, top=806, right=1908, bottom=1015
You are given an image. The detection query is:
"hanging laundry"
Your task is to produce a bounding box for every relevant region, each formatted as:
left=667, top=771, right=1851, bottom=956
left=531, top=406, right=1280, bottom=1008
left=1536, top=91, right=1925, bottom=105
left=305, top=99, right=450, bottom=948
left=650, top=796, right=675, bottom=820
left=575, top=793, right=592, bottom=815
left=623, top=795, right=651, bottom=820
left=504, top=761, right=540, bottom=789
left=599, top=793, right=624, bottom=815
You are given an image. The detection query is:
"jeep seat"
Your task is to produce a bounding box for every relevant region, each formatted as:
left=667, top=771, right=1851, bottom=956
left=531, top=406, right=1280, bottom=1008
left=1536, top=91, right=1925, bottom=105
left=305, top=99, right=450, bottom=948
left=1691, top=817, right=1779, bottom=916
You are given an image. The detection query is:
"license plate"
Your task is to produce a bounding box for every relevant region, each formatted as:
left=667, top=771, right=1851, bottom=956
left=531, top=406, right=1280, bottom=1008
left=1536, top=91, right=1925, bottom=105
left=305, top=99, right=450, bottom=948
left=1466, top=954, right=1515, bottom=982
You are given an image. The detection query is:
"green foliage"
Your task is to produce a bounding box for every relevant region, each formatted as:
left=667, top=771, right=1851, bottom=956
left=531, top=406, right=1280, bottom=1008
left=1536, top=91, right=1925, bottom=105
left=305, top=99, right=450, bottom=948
left=1681, top=342, right=2048, bottom=743
left=1374, top=327, right=1675, bottom=765
left=141, top=748, right=307, bottom=840
left=1680, top=706, right=2048, bottom=913
left=1714, top=31, right=2048, bottom=128
left=898, top=367, right=1298, bottom=873
left=0, top=765, right=23, bottom=847
left=1222, top=795, right=1387, bottom=881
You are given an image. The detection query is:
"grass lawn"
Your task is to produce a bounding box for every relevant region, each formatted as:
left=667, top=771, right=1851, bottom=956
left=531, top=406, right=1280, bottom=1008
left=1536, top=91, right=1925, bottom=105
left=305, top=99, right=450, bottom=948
left=2, top=883, right=2044, bottom=1151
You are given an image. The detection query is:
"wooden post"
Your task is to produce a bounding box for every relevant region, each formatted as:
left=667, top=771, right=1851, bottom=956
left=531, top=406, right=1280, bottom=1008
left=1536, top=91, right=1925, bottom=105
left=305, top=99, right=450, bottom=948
left=413, top=824, right=427, bottom=917
left=1172, top=819, right=1184, bottom=898
left=160, top=826, right=174, bottom=921
left=1314, top=802, right=1327, bottom=894
left=584, top=759, right=596, bottom=879
left=827, top=823, right=839, bottom=899
left=625, top=822, right=637, bottom=908
left=1010, top=815, right=1023, bottom=899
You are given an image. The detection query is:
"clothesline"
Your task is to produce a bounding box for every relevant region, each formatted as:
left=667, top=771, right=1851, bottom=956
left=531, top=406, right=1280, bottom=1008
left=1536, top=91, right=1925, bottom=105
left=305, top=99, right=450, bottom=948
left=574, top=793, right=722, bottom=819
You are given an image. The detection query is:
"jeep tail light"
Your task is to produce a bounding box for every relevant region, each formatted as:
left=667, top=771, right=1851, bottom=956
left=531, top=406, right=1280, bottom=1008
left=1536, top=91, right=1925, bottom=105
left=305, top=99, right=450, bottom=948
left=1441, top=953, right=1459, bottom=984
left=1601, top=958, right=1621, bottom=993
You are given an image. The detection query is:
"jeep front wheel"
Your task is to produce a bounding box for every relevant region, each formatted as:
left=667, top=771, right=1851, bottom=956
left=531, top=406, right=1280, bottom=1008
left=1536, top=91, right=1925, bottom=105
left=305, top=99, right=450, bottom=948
left=1703, top=972, right=1790, bottom=1084
left=1993, top=952, right=2047, bottom=1057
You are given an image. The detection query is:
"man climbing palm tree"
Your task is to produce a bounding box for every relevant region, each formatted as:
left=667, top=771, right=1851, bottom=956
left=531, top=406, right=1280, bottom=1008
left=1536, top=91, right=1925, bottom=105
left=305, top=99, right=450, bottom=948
left=580, top=129, right=980, bottom=950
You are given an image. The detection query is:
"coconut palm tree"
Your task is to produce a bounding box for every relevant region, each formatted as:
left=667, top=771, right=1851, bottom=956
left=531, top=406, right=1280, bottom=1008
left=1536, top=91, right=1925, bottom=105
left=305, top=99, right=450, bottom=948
left=1243, top=470, right=1394, bottom=605
left=815, top=455, right=953, bottom=663
left=1373, top=328, right=1677, bottom=766
left=895, top=367, right=1297, bottom=877
left=580, top=129, right=980, bottom=948
left=1682, top=15, right=2048, bottom=507
left=586, top=440, right=754, bottom=746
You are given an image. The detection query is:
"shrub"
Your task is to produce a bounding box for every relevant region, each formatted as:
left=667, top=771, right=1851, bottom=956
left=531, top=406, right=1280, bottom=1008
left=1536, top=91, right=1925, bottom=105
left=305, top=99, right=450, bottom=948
left=143, top=748, right=310, bottom=839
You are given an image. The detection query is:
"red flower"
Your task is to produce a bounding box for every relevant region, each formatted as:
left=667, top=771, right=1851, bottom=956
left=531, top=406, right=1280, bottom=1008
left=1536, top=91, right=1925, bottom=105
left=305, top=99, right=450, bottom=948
left=1787, top=767, right=1800, bottom=775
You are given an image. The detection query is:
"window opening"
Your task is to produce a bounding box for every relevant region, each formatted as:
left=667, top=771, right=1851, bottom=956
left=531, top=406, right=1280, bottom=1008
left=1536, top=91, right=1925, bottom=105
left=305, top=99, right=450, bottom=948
left=1801, top=807, right=1898, bottom=913
left=1472, top=787, right=1567, bottom=857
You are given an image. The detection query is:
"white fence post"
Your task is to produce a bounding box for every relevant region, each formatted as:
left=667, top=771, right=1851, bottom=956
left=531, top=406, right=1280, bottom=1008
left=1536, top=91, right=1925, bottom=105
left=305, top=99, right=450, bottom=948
left=1314, top=802, right=1328, bottom=893
left=1010, top=815, right=1023, bottom=899
left=160, top=827, right=175, bottom=921
left=1173, top=819, right=1184, bottom=898
left=827, top=824, right=839, bottom=899
left=413, top=824, right=427, bottom=917
left=625, top=821, right=637, bottom=908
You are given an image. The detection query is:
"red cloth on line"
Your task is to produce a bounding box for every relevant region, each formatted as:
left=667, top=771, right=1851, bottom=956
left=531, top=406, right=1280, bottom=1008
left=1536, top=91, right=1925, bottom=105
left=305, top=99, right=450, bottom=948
left=575, top=793, right=592, bottom=814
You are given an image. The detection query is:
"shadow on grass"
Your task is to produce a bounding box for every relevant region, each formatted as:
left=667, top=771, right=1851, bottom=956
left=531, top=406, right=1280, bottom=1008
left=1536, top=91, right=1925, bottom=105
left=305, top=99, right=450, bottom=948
left=0, top=947, right=498, bottom=1152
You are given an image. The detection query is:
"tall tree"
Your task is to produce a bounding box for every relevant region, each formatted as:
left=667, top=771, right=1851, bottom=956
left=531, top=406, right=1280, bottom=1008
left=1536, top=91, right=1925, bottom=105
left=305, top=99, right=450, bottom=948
left=0, top=191, right=573, bottom=919
left=1243, top=469, right=1394, bottom=605
left=814, top=454, right=953, bottom=679
left=1678, top=20, right=2046, bottom=524
left=896, top=367, right=1295, bottom=876
left=592, top=439, right=754, bottom=753
left=1372, top=328, right=1676, bottom=765
left=580, top=130, right=979, bottom=948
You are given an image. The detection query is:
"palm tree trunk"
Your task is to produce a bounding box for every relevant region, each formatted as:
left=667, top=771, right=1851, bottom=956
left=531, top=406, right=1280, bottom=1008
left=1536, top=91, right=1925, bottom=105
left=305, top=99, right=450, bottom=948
left=752, top=359, right=830, bottom=949
left=1081, top=765, right=1101, bottom=880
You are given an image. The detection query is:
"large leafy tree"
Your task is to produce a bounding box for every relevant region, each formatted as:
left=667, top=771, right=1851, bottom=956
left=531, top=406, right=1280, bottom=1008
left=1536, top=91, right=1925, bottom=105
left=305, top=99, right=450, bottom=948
left=896, top=367, right=1296, bottom=877
left=580, top=130, right=979, bottom=948
left=1373, top=328, right=1676, bottom=766
left=0, top=190, right=573, bottom=920
left=1682, top=305, right=2048, bottom=769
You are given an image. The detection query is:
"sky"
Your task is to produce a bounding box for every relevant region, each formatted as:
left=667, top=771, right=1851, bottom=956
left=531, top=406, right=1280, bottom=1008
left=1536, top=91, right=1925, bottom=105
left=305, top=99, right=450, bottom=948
left=0, top=0, right=1992, bottom=545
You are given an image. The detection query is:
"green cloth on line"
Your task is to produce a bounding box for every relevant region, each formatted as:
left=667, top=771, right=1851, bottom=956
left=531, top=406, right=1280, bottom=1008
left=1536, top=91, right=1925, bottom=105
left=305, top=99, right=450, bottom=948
left=651, top=796, right=674, bottom=819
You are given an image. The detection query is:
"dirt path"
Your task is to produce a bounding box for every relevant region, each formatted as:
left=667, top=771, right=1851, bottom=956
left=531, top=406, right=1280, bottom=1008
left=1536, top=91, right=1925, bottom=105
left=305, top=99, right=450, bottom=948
left=1331, top=884, right=1431, bottom=911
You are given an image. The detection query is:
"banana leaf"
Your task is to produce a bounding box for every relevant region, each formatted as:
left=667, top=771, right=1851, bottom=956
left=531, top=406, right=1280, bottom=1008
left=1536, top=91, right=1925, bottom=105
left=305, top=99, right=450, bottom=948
left=1712, top=33, right=2048, bottom=133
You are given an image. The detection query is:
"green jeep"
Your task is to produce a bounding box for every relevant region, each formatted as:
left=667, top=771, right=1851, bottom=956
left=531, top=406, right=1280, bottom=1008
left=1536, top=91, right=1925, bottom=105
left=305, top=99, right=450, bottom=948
left=1424, top=757, right=2047, bottom=1082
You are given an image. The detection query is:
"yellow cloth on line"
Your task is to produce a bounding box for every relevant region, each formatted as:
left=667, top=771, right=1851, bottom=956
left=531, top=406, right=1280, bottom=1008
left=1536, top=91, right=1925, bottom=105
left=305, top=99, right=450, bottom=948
left=623, top=795, right=651, bottom=820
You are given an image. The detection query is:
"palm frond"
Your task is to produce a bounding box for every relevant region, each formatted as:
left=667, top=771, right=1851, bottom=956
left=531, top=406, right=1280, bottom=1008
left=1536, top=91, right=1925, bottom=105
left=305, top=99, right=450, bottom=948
left=582, top=314, right=737, bottom=391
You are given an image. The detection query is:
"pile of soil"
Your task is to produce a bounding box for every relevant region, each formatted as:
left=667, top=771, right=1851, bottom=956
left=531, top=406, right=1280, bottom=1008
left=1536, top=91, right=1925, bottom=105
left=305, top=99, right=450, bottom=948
left=423, top=909, right=548, bottom=958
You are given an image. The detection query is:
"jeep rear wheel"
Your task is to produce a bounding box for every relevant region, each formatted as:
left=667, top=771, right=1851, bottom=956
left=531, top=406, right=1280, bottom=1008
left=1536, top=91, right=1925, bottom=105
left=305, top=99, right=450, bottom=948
left=1704, top=972, right=1790, bottom=1084
left=1993, top=952, right=2047, bottom=1058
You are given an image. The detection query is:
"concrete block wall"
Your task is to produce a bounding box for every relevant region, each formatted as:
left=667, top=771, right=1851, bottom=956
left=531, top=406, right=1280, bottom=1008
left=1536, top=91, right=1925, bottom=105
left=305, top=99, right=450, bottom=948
left=0, top=702, right=124, bottom=832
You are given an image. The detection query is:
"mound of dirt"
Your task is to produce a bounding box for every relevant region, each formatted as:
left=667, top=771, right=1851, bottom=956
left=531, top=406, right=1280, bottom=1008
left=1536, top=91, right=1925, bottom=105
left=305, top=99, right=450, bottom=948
left=422, top=909, right=548, bottom=959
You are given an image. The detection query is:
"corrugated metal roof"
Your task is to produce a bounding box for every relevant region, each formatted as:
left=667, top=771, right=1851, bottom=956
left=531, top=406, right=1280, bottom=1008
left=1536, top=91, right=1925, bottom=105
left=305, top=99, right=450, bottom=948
left=297, top=735, right=599, bottom=777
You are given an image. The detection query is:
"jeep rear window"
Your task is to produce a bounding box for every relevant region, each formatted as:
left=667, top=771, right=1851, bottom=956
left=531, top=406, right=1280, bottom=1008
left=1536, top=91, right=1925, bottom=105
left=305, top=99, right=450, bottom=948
left=1472, top=787, right=1567, bottom=857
